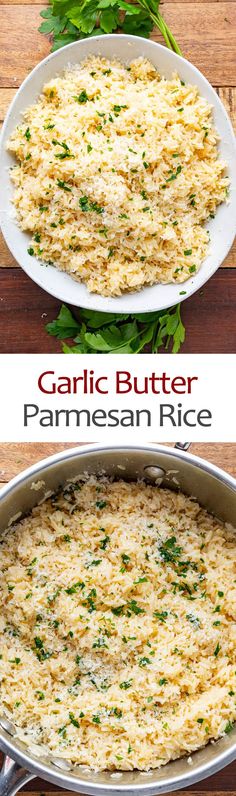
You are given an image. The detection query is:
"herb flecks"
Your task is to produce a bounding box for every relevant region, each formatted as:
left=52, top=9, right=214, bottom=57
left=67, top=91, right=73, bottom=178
left=79, top=196, right=104, bottom=214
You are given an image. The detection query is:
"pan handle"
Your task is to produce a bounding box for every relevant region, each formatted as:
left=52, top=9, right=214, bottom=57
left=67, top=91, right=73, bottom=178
left=175, top=443, right=191, bottom=451
left=0, top=755, right=35, bottom=796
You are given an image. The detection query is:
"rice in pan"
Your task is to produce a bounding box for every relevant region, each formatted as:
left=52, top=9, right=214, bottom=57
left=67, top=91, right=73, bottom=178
left=0, top=477, right=235, bottom=771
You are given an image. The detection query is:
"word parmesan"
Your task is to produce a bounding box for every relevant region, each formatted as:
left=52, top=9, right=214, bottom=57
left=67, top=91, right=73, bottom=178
left=24, top=404, right=212, bottom=428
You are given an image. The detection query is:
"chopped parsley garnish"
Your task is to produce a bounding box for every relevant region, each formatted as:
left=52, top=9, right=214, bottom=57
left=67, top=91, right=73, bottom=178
left=79, top=196, right=104, bottom=214
left=184, top=249, right=192, bottom=256
left=92, top=636, right=108, bottom=649
left=112, top=605, right=125, bottom=616
left=74, top=90, right=89, bottom=103
left=34, top=637, right=43, bottom=649
left=83, top=588, right=97, bottom=613
left=119, top=679, right=132, bottom=689
left=225, top=721, right=233, bottom=734
left=153, top=610, right=168, bottom=622
left=52, top=139, right=73, bottom=159
left=186, top=613, right=200, bottom=628
left=34, top=636, right=51, bottom=661
left=159, top=536, right=182, bottom=563
left=214, top=642, right=221, bottom=657
left=139, top=657, right=151, bottom=667
left=69, top=712, right=80, bottom=727
left=126, top=599, right=144, bottom=616
left=24, top=127, right=31, bottom=141
left=100, top=534, right=110, bottom=549
left=65, top=581, right=85, bottom=595
left=159, top=677, right=167, bottom=685
left=95, top=499, right=107, bottom=509
left=121, top=553, right=130, bottom=564
left=58, top=726, right=67, bottom=738
left=113, top=104, right=128, bottom=114
left=112, top=707, right=122, bottom=717
left=52, top=138, right=69, bottom=150
left=57, top=179, right=72, bottom=192
left=92, top=715, right=101, bottom=724
left=27, top=247, right=34, bottom=256
left=166, top=165, right=182, bottom=182
left=36, top=690, right=45, bottom=700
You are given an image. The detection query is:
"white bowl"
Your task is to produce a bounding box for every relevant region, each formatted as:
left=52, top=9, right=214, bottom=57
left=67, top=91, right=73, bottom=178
left=0, top=34, right=236, bottom=314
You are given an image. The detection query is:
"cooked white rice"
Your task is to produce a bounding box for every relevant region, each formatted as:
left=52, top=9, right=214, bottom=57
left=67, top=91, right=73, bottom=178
left=7, top=56, right=228, bottom=296
left=0, top=477, right=235, bottom=771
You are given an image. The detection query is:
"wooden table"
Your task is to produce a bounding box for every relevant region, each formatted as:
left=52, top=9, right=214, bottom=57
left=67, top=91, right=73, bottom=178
left=0, top=0, right=236, bottom=352
left=0, top=441, right=236, bottom=794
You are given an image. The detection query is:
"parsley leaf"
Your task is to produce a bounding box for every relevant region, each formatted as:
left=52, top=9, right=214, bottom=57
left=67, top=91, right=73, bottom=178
left=40, top=0, right=182, bottom=56
left=46, top=303, right=185, bottom=354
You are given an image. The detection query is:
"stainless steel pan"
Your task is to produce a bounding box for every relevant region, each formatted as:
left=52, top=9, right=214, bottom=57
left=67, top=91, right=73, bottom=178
left=0, top=443, right=235, bottom=796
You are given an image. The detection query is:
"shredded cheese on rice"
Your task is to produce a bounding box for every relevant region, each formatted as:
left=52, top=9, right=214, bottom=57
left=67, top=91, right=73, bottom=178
left=0, top=477, right=235, bottom=771
left=7, top=57, right=228, bottom=296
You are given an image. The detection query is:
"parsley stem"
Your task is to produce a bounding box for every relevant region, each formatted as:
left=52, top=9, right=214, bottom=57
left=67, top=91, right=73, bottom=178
left=139, top=1, right=182, bottom=55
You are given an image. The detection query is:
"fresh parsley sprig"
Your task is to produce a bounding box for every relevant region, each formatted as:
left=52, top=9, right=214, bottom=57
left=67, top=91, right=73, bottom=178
left=39, top=0, right=182, bottom=54
left=46, top=303, right=185, bottom=354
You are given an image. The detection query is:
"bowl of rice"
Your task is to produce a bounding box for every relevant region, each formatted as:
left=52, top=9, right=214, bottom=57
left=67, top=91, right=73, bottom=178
left=0, top=34, right=236, bottom=312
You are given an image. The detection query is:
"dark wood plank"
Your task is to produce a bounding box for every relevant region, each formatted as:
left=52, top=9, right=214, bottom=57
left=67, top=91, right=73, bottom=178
left=0, top=269, right=61, bottom=352
left=2, top=768, right=236, bottom=792
left=0, top=267, right=235, bottom=353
